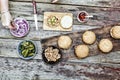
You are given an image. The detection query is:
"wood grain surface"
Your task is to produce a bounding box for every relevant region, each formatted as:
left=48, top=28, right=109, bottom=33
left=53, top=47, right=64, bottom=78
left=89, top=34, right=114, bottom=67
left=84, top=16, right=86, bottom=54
left=0, top=0, right=120, bottom=80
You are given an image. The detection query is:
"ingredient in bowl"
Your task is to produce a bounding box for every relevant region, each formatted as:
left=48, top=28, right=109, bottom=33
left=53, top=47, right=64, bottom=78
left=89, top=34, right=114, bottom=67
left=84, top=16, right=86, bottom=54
left=60, top=15, right=73, bottom=29
left=77, top=11, right=88, bottom=22
left=58, top=35, right=72, bottom=49
left=98, top=39, right=113, bottom=53
left=10, top=18, right=29, bottom=37
left=47, top=16, right=59, bottom=27
left=19, top=41, right=36, bottom=58
left=82, top=31, right=96, bottom=44
left=75, top=45, right=89, bottom=59
left=44, top=47, right=61, bottom=62
left=110, top=26, right=120, bottom=39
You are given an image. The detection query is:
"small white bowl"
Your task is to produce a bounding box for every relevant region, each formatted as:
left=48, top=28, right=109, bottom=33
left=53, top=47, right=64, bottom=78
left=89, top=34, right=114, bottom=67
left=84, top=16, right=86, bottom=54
left=77, top=11, right=89, bottom=23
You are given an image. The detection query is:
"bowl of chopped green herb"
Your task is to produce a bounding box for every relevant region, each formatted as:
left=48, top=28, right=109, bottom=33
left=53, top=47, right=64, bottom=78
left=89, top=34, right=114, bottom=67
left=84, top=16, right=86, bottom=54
left=18, top=40, right=37, bottom=60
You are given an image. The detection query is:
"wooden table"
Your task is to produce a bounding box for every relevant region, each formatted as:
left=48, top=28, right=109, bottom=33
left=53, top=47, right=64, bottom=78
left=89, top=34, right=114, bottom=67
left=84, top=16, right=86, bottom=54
left=0, top=0, right=120, bottom=80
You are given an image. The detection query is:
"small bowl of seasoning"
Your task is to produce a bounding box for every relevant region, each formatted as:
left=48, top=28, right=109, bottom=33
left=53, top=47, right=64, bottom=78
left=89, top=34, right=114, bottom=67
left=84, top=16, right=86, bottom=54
left=42, top=46, right=62, bottom=64
left=10, top=18, right=30, bottom=37
left=18, top=40, right=37, bottom=60
left=77, top=11, right=91, bottom=23
left=47, top=16, right=59, bottom=28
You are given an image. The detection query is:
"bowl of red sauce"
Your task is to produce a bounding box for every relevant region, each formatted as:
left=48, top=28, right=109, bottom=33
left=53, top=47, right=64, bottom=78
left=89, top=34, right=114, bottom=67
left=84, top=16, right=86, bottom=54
left=10, top=18, right=30, bottom=37
left=77, top=11, right=89, bottom=23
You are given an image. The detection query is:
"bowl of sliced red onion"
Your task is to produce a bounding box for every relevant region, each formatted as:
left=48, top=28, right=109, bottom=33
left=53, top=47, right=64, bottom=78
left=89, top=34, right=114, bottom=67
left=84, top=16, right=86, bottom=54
left=10, top=18, right=30, bottom=37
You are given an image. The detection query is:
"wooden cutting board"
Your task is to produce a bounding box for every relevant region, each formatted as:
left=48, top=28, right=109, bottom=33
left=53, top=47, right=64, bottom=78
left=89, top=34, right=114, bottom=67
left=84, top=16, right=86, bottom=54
left=43, top=12, right=73, bottom=31
left=41, top=25, right=120, bottom=60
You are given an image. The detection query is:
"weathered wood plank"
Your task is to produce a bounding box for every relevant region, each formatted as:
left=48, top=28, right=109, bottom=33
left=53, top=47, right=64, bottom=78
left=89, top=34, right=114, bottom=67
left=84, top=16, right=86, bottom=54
left=0, top=39, right=42, bottom=59
left=0, top=58, right=119, bottom=80
left=0, top=34, right=120, bottom=64
left=10, top=0, right=120, bottom=8
left=0, top=1, right=119, bottom=39
left=6, top=1, right=120, bottom=26
left=0, top=21, right=100, bottom=40
left=68, top=51, right=120, bottom=64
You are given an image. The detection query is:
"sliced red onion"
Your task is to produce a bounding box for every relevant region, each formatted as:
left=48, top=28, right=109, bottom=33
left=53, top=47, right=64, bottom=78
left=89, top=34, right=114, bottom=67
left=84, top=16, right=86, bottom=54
left=10, top=18, right=29, bottom=37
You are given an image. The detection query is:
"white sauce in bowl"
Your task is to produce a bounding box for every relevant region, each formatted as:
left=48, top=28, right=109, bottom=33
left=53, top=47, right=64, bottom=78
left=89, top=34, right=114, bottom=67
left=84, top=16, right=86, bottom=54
left=60, top=16, right=73, bottom=29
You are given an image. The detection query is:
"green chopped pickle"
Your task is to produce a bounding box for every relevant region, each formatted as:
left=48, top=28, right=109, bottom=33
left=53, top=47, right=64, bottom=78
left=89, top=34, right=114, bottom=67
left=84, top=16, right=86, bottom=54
left=19, top=41, right=36, bottom=58
left=47, top=16, right=58, bottom=27
left=28, top=53, right=34, bottom=57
